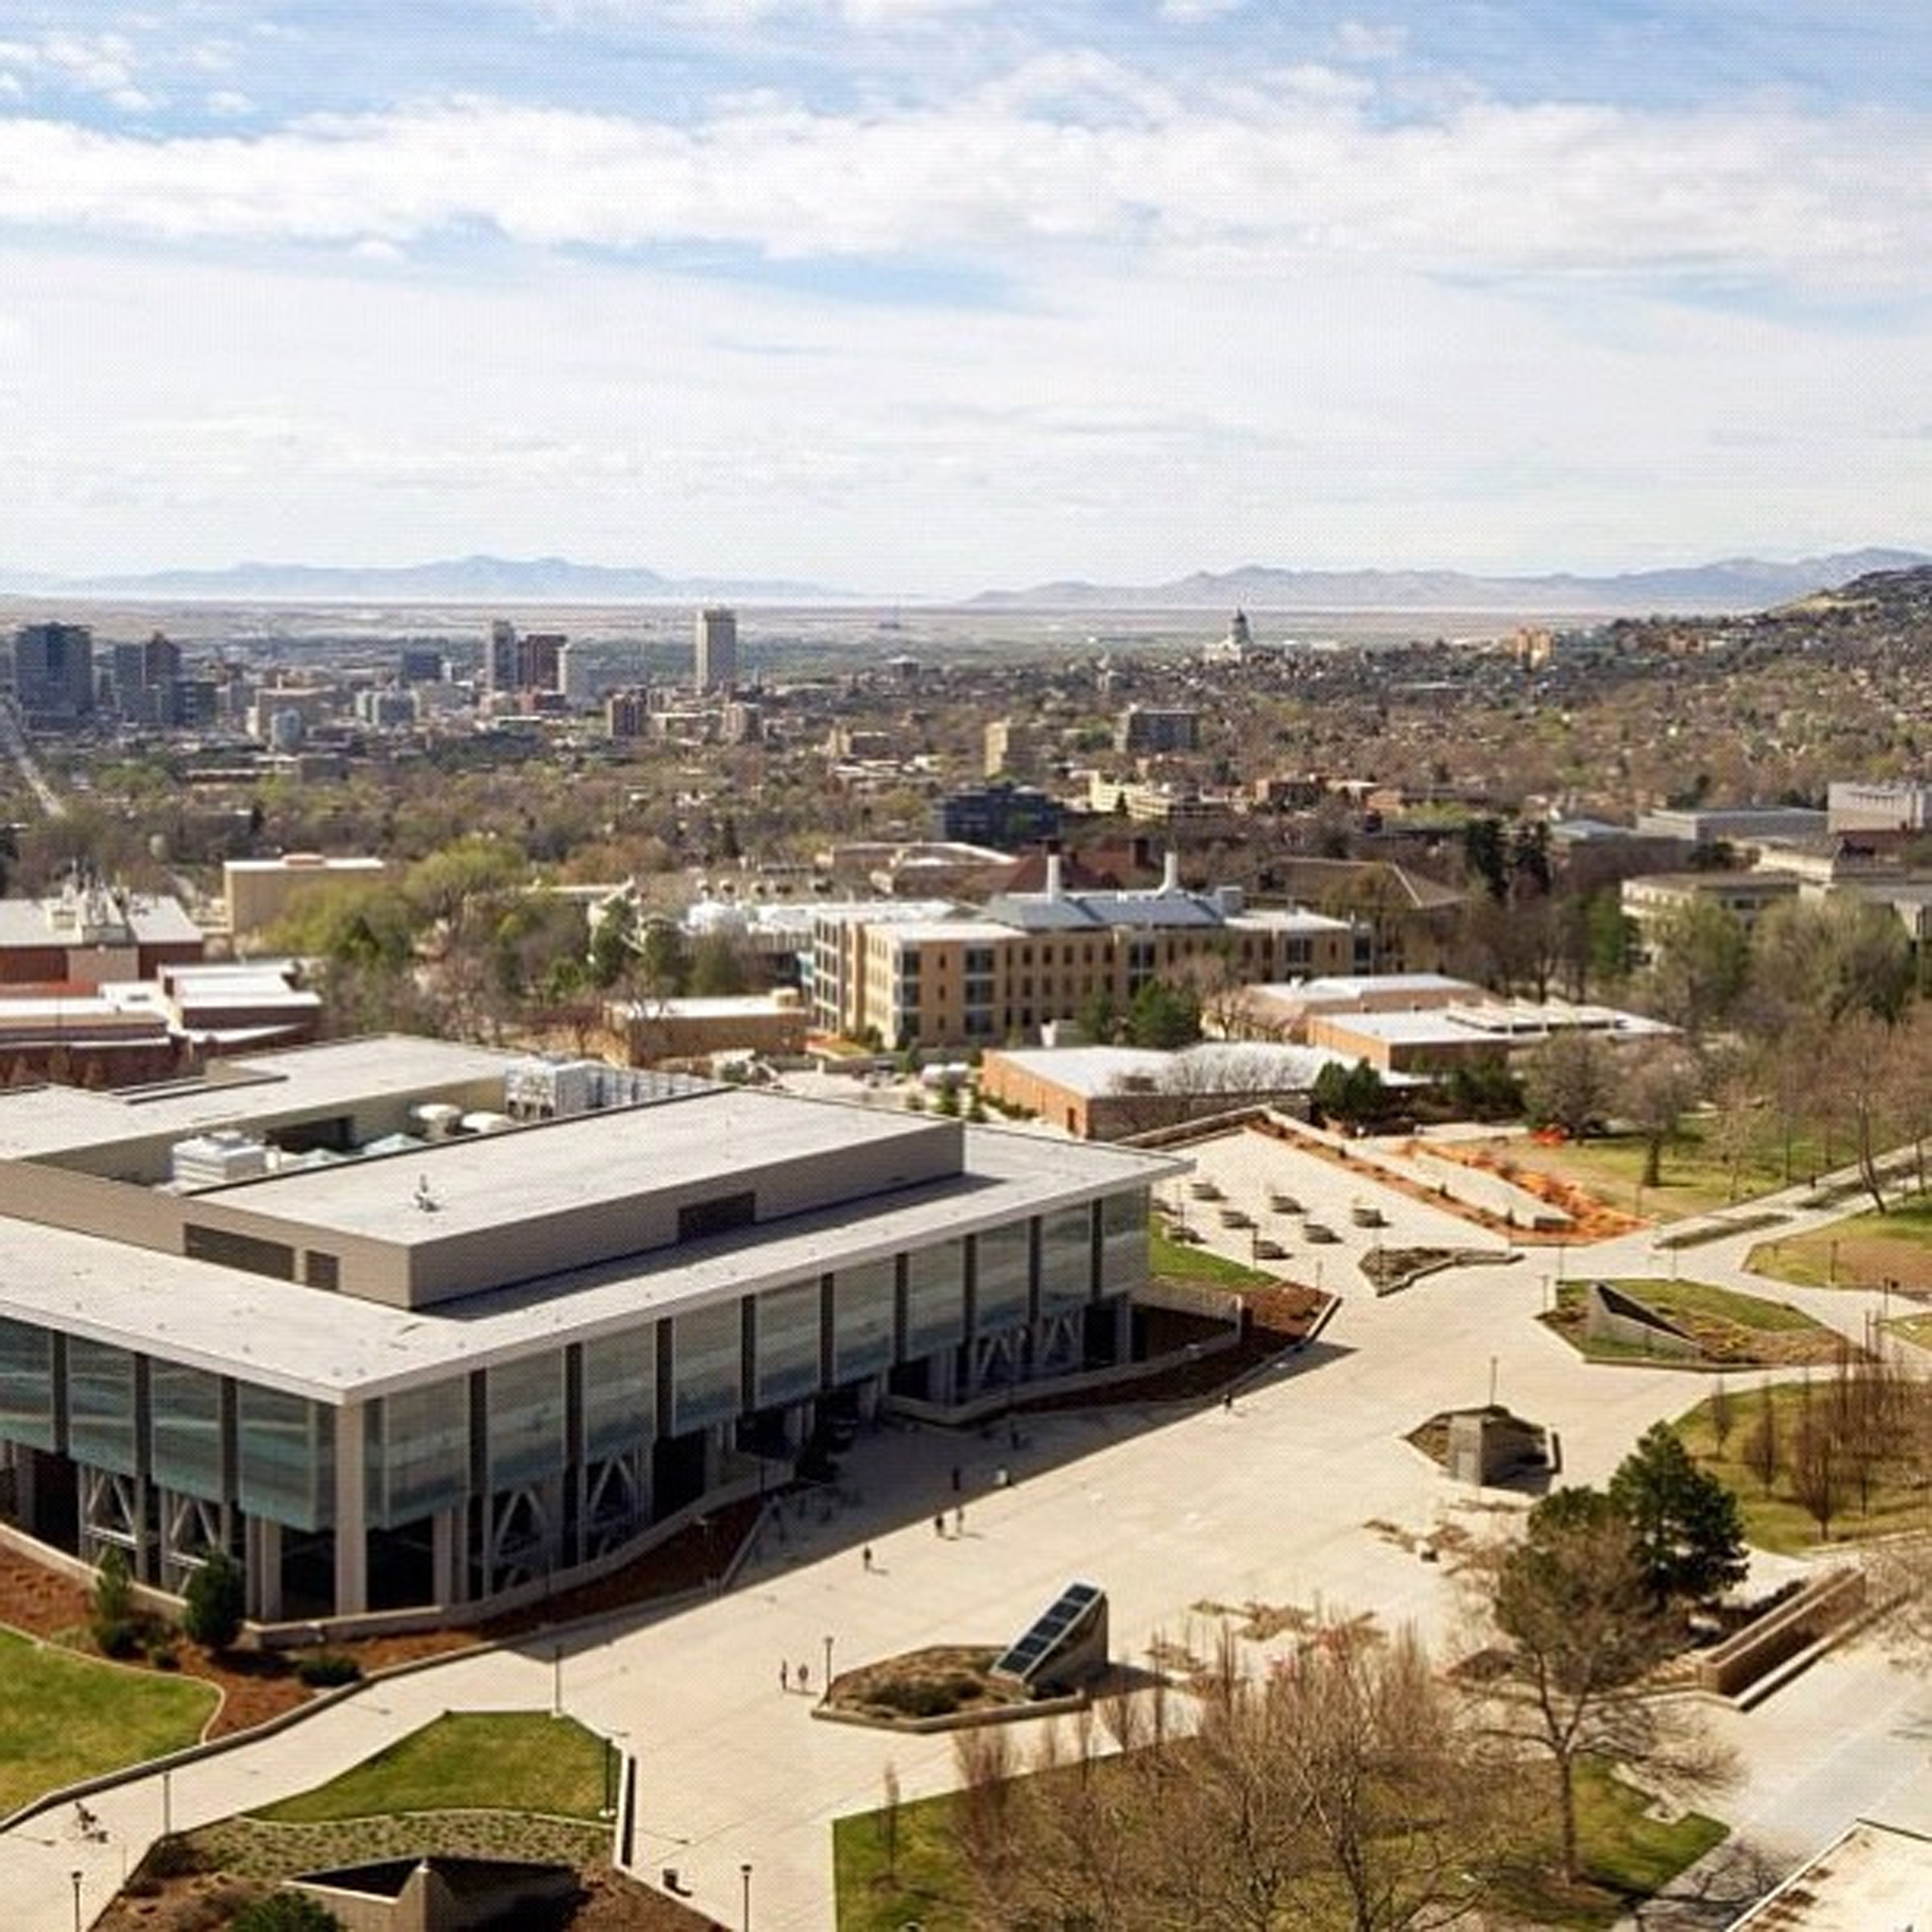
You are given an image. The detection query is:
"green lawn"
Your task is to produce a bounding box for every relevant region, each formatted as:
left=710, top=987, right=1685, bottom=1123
left=832, top=1754, right=1722, bottom=1932
left=1675, top=1384, right=1928, bottom=1554
left=0, top=1628, right=217, bottom=1813
left=1150, top=1222, right=1274, bottom=1288
left=1620, top=1278, right=1816, bottom=1332
left=1745, top=1195, right=1932, bottom=1294
left=252, top=1712, right=609, bottom=1824
left=1501, top=1760, right=1727, bottom=1929
left=1513, top=1124, right=1842, bottom=1223
left=1889, top=1311, right=1932, bottom=1349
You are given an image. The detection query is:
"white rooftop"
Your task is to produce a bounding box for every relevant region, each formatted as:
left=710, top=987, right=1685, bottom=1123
left=990, top=1042, right=1345, bottom=1097
left=0, top=1117, right=1181, bottom=1402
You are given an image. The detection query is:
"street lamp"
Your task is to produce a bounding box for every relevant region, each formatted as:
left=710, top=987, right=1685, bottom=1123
left=741, top=1860, right=753, bottom=1931
left=551, top=1641, right=564, bottom=1717
left=70, top=1870, right=82, bottom=1932
left=822, top=1634, right=834, bottom=1702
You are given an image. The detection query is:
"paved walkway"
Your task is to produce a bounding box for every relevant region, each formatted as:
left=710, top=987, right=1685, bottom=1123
left=5, top=1131, right=1927, bottom=1930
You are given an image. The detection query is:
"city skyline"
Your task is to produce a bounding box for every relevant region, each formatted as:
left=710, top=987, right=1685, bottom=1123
left=1, top=2, right=1926, bottom=596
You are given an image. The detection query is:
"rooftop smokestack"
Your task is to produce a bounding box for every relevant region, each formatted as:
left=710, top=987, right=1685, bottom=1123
left=1161, top=848, right=1181, bottom=895
left=1045, top=840, right=1063, bottom=902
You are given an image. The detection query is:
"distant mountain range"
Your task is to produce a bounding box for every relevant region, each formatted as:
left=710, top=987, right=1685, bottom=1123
left=0, top=547, right=1925, bottom=613
left=0, top=554, right=844, bottom=604
left=966, top=549, right=1932, bottom=613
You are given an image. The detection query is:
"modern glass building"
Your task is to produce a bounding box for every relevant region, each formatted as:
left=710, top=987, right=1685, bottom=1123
left=0, top=1038, right=1175, bottom=1627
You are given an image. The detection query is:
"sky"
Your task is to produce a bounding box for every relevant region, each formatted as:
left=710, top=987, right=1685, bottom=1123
left=0, top=1, right=1926, bottom=597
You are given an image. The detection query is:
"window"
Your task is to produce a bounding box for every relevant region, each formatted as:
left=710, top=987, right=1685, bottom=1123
left=0, top=1319, right=56, bottom=1452
left=754, top=1280, right=822, bottom=1406
left=679, top=1191, right=756, bottom=1242
left=905, top=1241, right=967, bottom=1356
left=582, top=1327, right=657, bottom=1458
left=67, top=1339, right=138, bottom=1475
left=831, top=1260, right=895, bottom=1381
left=303, top=1250, right=341, bottom=1291
left=671, top=1302, right=742, bottom=1432
left=369, top=1380, right=469, bottom=1525
left=486, top=1352, right=567, bottom=1488
left=974, top=1222, right=1031, bottom=1328
left=184, top=1224, right=296, bottom=1281
left=1039, top=1206, right=1094, bottom=1313
left=151, top=1358, right=224, bottom=1500
left=237, top=1385, right=335, bottom=1531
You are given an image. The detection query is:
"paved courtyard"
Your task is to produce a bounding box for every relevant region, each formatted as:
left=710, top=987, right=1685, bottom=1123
left=4, top=1126, right=1927, bottom=1930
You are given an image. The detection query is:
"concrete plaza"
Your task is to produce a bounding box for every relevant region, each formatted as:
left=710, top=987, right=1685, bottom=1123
left=4, top=1125, right=1927, bottom=1930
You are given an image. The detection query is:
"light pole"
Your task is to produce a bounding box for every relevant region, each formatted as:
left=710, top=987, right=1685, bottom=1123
left=822, top=1634, right=834, bottom=1703
left=552, top=1641, right=564, bottom=1717
left=741, top=1860, right=753, bottom=1931
left=69, top=1869, right=82, bottom=1932
left=162, top=1767, right=171, bottom=1840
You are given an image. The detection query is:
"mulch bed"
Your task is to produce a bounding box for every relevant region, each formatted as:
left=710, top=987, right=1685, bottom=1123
left=0, top=1494, right=771, bottom=1747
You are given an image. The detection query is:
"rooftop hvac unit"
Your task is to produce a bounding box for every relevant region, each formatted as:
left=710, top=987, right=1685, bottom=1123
left=410, top=1102, right=464, bottom=1140
left=459, top=1109, right=515, bottom=1136
left=170, top=1129, right=271, bottom=1188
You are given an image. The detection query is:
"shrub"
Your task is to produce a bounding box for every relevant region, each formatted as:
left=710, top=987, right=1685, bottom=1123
left=295, top=1650, right=363, bottom=1688
left=184, top=1550, right=246, bottom=1650
left=230, top=1893, right=344, bottom=1931
left=90, top=1546, right=139, bottom=1657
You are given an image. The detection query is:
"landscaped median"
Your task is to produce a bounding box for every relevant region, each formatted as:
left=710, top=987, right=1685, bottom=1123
left=1542, top=1278, right=1842, bottom=1368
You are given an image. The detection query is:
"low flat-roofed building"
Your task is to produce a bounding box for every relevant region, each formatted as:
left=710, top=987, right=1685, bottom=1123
left=982, top=1041, right=1348, bottom=1140
left=0, top=1035, right=1176, bottom=1626
left=1228, top=972, right=1478, bottom=1041
left=1826, top=778, right=1932, bottom=834
left=611, top=989, right=810, bottom=1064
left=225, top=855, right=389, bottom=949
left=1620, top=871, right=1803, bottom=963
left=1305, top=997, right=1673, bottom=1074
left=1728, top=1818, right=1931, bottom=1929
left=0, top=882, right=205, bottom=989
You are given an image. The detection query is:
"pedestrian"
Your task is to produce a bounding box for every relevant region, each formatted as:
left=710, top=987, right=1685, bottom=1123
left=1223, top=1392, right=1234, bottom=1414
left=780, top=1660, right=789, bottom=1692
left=934, top=1510, right=946, bottom=1538
left=862, top=1543, right=873, bottom=1571
left=952, top=1503, right=964, bottom=1535
left=798, top=1662, right=810, bottom=1694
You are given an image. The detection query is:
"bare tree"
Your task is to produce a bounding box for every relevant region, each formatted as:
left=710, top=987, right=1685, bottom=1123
left=1742, top=1381, right=1781, bottom=1497
left=1786, top=1380, right=1843, bottom=1542
left=1616, top=1040, right=1705, bottom=1189
left=1480, top=1492, right=1734, bottom=1887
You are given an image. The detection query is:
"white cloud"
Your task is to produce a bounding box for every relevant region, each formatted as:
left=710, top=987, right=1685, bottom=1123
left=1158, top=0, right=1245, bottom=21
left=1335, top=20, right=1407, bottom=62
left=205, top=89, right=254, bottom=117
left=0, top=77, right=1919, bottom=299
left=0, top=232, right=1923, bottom=592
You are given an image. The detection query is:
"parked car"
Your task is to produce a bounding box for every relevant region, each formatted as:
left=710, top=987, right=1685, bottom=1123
left=1254, top=1237, right=1287, bottom=1260
left=1219, top=1207, right=1255, bottom=1229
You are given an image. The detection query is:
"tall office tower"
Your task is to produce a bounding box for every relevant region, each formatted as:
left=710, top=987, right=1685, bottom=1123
left=695, top=606, right=737, bottom=691
left=11, top=621, right=96, bottom=723
left=522, top=631, right=565, bottom=692
left=485, top=618, right=520, bottom=694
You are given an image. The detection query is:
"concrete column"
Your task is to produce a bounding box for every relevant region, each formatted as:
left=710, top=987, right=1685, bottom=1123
left=248, top=1517, right=283, bottom=1623
left=432, top=1505, right=462, bottom=1607
left=702, top=1423, right=722, bottom=1492
left=1109, top=1296, right=1133, bottom=1364
left=332, top=1402, right=368, bottom=1617
left=927, top=1348, right=957, bottom=1407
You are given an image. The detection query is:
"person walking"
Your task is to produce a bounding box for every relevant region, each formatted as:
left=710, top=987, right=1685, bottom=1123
left=934, top=1510, right=946, bottom=1538
left=780, top=1660, right=789, bottom=1692
left=952, top=1503, right=964, bottom=1535
left=862, top=1543, right=874, bottom=1571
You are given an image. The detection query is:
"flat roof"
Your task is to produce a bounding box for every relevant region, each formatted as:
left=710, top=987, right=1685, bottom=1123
left=989, top=1042, right=1344, bottom=1097
left=1731, top=1819, right=1932, bottom=1929
left=0, top=1035, right=516, bottom=1161
left=200, top=1088, right=940, bottom=1249
left=0, top=1120, right=1183, bottom=1402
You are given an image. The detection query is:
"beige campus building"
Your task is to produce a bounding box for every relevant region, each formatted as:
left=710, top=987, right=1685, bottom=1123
left=812, top=853, right=1359, bottom=1050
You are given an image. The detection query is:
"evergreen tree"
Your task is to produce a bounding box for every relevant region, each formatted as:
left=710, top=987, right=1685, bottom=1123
left=1608, top=1422, right=1748, bottom=1608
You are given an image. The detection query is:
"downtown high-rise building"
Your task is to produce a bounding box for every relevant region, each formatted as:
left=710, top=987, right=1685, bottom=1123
left=10, top=621, right=95, bottom=723
left=694, top=606, right=737, bottom=691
